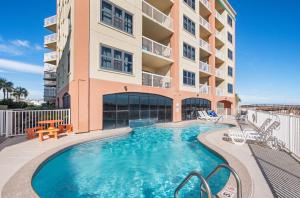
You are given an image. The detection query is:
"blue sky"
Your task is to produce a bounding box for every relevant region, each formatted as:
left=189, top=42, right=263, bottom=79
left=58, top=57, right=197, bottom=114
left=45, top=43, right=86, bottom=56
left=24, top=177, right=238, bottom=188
left=0, top=0, right=299, bottom=104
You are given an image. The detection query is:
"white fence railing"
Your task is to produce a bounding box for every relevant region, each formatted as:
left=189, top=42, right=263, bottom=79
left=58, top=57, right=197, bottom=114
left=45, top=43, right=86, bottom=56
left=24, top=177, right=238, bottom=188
left=142, top=0, right=173, bottom=30
left=216, top=30, right=225, bottom=42
left=0, top=109, right=70, bottom=137
left=216, top=68, right=226, bottom=79
left=44, top=33, right=57, bottom=45
left=216, top=48, right=225, bottom=60
left=199, top=84, right=211, bottom=95
left=44, top=15, right=57, bottom=27
left=200, top=0, right=211, bottom=11
left=142, top=36, right=172, bottom=59
left=199, top=16, right=211, bottom=31
left=142, top=71, right=171, bottom=88
left=199, top=38, right=211, bottom=52
left=44, top=52, right=57, bottom=62
left=215, top=11, right=225, bottom=24
left=199, top=61, right=211, bottom=73
left=247, top=110, right=300, bottom=158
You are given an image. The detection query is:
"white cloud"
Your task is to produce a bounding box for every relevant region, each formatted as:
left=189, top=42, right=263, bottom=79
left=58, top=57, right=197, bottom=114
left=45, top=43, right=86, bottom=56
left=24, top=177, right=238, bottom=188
left=34, top=44, right=43, bottom=51
left=0, top=58, right=43, bottom=74
left=0, top=44, right=23, bottom=56
left=11, top=39, right=30, bottom=48
left=27, top=89, right=43, bottom=99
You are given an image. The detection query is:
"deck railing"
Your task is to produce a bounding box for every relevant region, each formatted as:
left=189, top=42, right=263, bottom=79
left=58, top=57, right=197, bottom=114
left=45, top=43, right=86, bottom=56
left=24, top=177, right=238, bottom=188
left=44, top=52, right=57, bottom=62
left=0, top=109, right=70, bottom=137
left=215, top=11, right=225, bottom=24
left=199, top=61, right=211, bottom=73
left=142, top=0, right=173, bottom=30
left=216, top=30, right=225, bottom=41
left=199, top=38, right=211, bottom=52
left=142, top=71, right=171, bottom=88
left=216, top=48, right=225, bottom=60
left=44, top=15, right=57, bottom=27
left=200, top=0, right=211, bottom=11
left=44, top=33, right=57, bottom=45
left=216, top=68, right=226, bottom=79
left=199, top=84, right=211, bottom=95
left=199, top=16, right=211, bottom=31
left=142, top=36, right=172, bottom=59
left=247, top=110, right=300, bottom=159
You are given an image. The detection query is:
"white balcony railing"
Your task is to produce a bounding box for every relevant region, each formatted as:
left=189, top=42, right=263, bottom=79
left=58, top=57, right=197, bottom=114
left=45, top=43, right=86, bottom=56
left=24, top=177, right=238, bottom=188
left=199, top=84, right=211, bottom=95
left=44, top=33, right=57, bottom=45
left=142, top=36, right=172, bottom=59
left=44, top=15, right=57, bottom=27
left=44, top=52, right=57, bottom=63
left=216, top=48, right=225, bottom=60
left=215, top=11, right=225, bottom=24
left=199, top=61, right=211, bottom=74
left=216, top=30, right=225, bottom=42
left=216, top=68, right=226, bottom=79
left=142, top=71, right=172, bottom=88
left=216, top=87, right=225, bottom=96
left=199, top=16, right=211, bottom=31
left=199, top=38, right=211, bottom=52
left=200, top=0, right=211, bottom=11
left=142, top=0, right=173, bottom=30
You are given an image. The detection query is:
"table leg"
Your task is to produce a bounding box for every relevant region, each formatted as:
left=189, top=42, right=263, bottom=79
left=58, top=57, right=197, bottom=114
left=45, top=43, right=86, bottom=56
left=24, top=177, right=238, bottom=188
left=38, top=133, right=43, bottom=142
left=54, top=132, right=58, bottom=139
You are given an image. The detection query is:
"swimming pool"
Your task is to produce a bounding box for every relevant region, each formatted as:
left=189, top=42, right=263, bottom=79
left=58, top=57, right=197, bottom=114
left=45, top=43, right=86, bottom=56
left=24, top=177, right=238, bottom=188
left=32, top=124, right=231, bottom=197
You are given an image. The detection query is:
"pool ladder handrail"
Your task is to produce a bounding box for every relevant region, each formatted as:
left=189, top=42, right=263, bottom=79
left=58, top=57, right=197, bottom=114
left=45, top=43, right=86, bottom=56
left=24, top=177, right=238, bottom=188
left=174, top=171, right=213, bottom=198
left=174, top=164, right=242, bottom=198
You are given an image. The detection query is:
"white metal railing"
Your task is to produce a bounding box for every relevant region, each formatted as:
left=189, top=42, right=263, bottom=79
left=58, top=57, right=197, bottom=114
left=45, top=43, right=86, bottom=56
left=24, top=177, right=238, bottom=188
left=199, top=38, right=211, bottom=52
left=247, top=110, right=300, bottom=159
left=142, top=0, right=173, bottom=30
left=0, top=109, right=70, bottom=137
left=142, top=71, right=172, bottom=88
left=199, top=61, right=211, bottom=73
left=199, top=84, right=211, bottom=95
left=44, top=52, right=57, bottom=62
left=44, top=63, right=56, bottom=72
left=216, top=48, right=225, bottom=60
left=142, top=36, right=172, bottom=59
left=215, top=11, right=225, bottom=24
left=216, top=68, right=226, bottom=79
left=199, top=16, right=211, bottom=31
left=216, top=87, right=225, bottom=96
left=216, top=30, right=225, bottom=42
left=44, top=33, right=57, bottom=45
left=200, top=0, right=211, bottom=11
left=44, top=15, right=57, bottom=27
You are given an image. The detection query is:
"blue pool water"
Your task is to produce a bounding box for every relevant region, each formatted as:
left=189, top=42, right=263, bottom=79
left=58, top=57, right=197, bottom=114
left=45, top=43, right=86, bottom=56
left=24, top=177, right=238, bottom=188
left=32, top=124, right=231, bottom=198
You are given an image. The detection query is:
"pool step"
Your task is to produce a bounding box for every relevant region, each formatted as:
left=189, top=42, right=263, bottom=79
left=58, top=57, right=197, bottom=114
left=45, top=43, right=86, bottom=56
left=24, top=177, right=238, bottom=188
left=174, top=164, right=242, bottom=198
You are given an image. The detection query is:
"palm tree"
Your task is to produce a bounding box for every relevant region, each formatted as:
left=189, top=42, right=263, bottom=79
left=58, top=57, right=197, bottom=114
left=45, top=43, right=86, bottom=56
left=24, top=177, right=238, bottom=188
left=3, top=81, right=14, bottom=99
left=13, top=87, right=28, bottom=101
left=0, top=78, right=6, bottom=99
left=21, top=87, right=28, bottom=99
left=235, top=93, right=241, bottom=104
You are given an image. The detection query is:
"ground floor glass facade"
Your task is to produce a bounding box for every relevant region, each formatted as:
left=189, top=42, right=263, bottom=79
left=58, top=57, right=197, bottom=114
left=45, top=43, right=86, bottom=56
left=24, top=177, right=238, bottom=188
left=182, top=98, right=211, bottom=120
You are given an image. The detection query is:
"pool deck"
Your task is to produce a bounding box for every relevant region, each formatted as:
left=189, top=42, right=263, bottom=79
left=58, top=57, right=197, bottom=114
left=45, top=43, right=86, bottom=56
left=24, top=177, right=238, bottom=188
left=0, top=120, right=273, bottom=198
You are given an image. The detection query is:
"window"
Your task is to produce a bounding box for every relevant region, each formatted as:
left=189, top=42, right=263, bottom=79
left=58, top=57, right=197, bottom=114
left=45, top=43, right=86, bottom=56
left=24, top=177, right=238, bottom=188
left=228, top=32, right=233, bottom=43
left=101, top=0, right=133, bottom=34
left=183, top=0, right=195, bottom=10
left=182, top=98, right=211, bottom=120
left=228, top=83, right=233, bottom=94
left=228, top=66, right=233, bottom=77
left=227, top=15, right=233, bottom=27
left=103, top=93, right=173, bottom=129
left=100, top=45, right=133, bottom=73
left=183, top=43, right=195, bottom=60
left=183, top=15, right=195, bottom=35
left=183, top=70, right=195, bottom=86
left=228, top=49, right=233, bottom=60
left=62, top=93, right=70, bottom=108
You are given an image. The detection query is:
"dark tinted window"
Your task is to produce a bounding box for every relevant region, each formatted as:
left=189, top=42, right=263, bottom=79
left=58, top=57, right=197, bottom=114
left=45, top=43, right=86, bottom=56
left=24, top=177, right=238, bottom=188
left=228, top=83, right=233, bottom=94
left=228, top=66, right=233, bottom=77
left=228, top=49, right=233, bottom=60
left=228, top=32, right=233, bottom=43
left=182, top=98, right=211, bottom=120
left=183, top=15, right=195, bottom=35
left=183, top=70, right=195, bottom=86
left=183, top=43, right=195, bottom=60
left=227, top=15, right=233, bottom=27
left=184, top=0, right=195, bottom=10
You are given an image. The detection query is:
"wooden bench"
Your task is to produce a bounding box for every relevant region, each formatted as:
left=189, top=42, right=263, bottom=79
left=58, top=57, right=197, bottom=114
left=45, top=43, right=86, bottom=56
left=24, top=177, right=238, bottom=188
left=26, top=126, right=44, bottom=140
left=36, top=128, right=60, bottom=142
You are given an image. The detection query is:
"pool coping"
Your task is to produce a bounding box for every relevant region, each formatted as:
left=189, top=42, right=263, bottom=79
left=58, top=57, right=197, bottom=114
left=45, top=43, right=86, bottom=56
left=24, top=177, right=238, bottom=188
left=1, top=121, right=253, bottom=198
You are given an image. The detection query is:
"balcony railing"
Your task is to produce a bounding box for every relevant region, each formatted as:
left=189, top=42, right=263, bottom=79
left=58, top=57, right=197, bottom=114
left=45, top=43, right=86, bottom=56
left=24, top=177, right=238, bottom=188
left=44, top=87, right=56, bottom=98
left=142, top=36, right=172, bottom=59
left=142, top=71, right=171, bottom=88
left=44, top=71, right=57, bottom=80
left=44, top=33, right=57, bottom=45
left=142, top=0, right=173, bottom=30
left=199, top=16, right=211, bottom=31
left=215, top=30, right=225, bottom=42
left=44, top=63, right=56, bottom=72
left=199, top=38, right=211, bottom=52
left=216, top=88, right=225, bottom=96
left=199, top=61, right=211, bottom=74
left=216, top=48, right=225, bottom=60
left=44, top=80, right=56, bottom=87
left=216, top=68, right=226, bottom=79
left=200, top=0, right=211, bottom=11
left=44, top=15, right=57, bottom=27
left=215, top=11, right=225, bottom=24
left=199, top=84, right=211, bottom=95
left=44, top=52, right=57, bottom=63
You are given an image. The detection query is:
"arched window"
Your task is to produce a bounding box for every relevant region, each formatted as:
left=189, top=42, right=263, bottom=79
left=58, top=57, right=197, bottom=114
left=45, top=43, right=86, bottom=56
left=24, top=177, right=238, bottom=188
left=62, top=93, right=70, bottom=109
left=103, top=93, right=173, bottom=129
left=182, top=98, right=211, bottom=120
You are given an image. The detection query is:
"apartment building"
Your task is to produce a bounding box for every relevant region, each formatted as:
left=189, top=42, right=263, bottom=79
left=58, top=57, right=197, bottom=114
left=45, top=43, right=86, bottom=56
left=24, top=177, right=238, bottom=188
left=44, top=0, right=236, bottom=133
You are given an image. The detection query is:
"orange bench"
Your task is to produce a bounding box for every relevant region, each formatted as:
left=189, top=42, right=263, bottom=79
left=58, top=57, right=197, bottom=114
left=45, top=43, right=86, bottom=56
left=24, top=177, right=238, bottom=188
left=58, top=124, right=73, bottom=134
left=36, top=128, right=60, bottom=142
left=26, top=126, right=44, bottom=139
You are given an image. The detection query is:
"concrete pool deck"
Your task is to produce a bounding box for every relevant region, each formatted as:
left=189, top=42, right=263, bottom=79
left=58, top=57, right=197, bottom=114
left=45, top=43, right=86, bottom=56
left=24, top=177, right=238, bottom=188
left=0, top=120, right=272, bottom=198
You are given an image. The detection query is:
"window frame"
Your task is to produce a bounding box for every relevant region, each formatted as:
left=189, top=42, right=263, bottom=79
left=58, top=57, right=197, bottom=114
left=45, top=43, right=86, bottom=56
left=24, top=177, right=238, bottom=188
left=183, top=70, right=196, bottom=86
left=228, top=49, right=233, bottom=60
left=228, top=83, right=233, bottom=94
left=227, top=32, right=233, bottom=44
left=183, top=15, right=196, bottom=36
left=183, top=0, right=196, bottom=10
left=228, top=66, right=233, bottom=77
left=183, top=42, right=196, bottom=61
left=227, top=15, right=233, bottom=27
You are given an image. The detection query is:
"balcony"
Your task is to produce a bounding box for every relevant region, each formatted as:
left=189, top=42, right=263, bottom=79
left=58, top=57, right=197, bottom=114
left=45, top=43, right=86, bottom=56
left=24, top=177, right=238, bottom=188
left=44, top=33, right=57, bottom=50
left=142, top=36, right=173, bottom=68
left=199, top=84, right=211, bottom=95
left=146, top=0, right=174, bottom=12
left=44, top=71, right=57, bottom=81
left=199, top=38, right=211, bottom=53
left=215, top=48, right=225, bottom=63
left=199, top=61, right=211, bottom=74
left=142, top=71, right=171, bottom=88
left=215, top=30, right=225, bottom=46
left=199, top=16, right=211, bottom=33
left=200, top=0, right=211, bottom=11
left=216, top=87, right=225, bottom=97
left=44, top=80, right=56, bottom=87
left=44, top=87, right=56, bottom=99
left=142, top=0, right=173, bottom=41
left=44, top=63, right=56, bottom=72
left=44, top=15, right=57, bottom=32
left=44, top=52, right=57, bottom=64
left=216, top=68, right=226, bottom=80
left=215, top=11, right=225, bottom=28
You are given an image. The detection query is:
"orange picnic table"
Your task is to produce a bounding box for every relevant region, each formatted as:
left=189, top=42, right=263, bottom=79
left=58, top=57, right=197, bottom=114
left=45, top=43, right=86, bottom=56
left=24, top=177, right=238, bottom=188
left=38, top=120, right=63, bottom=128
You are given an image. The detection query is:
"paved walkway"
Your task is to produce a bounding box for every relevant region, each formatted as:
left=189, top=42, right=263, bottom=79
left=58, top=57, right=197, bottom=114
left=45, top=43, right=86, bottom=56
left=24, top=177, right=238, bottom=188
left=249, top=144, right=300, bottom=198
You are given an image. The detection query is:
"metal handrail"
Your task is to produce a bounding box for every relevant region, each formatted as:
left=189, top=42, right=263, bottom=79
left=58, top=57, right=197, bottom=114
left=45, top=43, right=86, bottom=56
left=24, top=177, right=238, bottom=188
left=206, top=164, right=242, bottom=198
left=174, top=171, right=212, bottom=198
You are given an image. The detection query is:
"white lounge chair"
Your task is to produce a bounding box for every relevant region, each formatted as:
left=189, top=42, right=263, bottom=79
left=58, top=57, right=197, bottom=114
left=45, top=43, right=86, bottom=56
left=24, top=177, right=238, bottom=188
left=197, top=111, right=207, bottom=120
